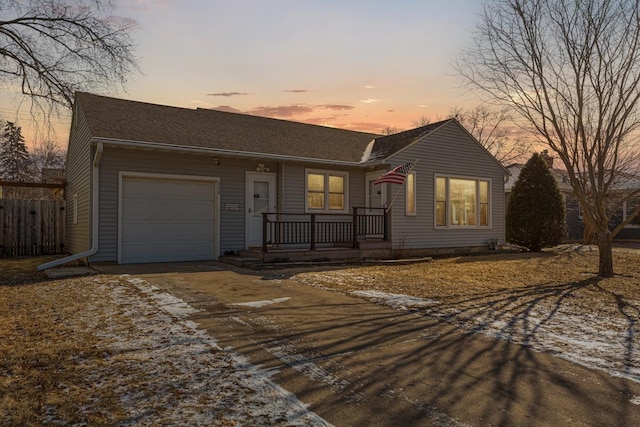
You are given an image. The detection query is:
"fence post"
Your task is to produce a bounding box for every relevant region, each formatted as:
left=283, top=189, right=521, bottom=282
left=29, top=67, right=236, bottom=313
left=310, top=214, right=316, bottom=251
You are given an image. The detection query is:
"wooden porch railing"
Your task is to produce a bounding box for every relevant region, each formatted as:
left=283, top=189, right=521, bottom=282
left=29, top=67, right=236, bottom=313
left=261, top=207, right=387, bottom=252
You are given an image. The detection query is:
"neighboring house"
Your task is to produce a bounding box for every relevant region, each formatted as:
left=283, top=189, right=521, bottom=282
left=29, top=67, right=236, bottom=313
left=41, top=92, right=508, bottom=267
left=505, top=152, right=640, bottom=241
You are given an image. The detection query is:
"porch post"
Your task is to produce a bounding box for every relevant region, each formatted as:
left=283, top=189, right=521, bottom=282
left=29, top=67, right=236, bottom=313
left=262, top=213, right=268, bottom=252
left=352, top=207, right=358, bottom=248
left=310, top=214, right=316, bottom=251
left=383, top=209, right=389, bottom=242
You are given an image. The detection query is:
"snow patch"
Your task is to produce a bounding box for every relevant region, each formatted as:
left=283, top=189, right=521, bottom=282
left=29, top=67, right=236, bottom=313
left=360, top=139, right=376, bottom=163
left=352, top=290, right=435, bottom=310
left=120, top=275, right=200, bottom=318
left=89, top=276, right=330, bottom=426
left=231, top=297, right=291, bottom=308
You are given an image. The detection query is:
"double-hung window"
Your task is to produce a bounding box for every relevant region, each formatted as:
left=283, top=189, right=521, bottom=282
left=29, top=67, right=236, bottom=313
left=435, top=175, right=491, bottom=227
left=306, top=169, right=348, bottom=212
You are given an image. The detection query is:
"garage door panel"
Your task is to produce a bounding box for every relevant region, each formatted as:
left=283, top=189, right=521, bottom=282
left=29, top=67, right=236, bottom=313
left=171, top=222, right=213, bottom=238
left=189, top=183, right=215, bottom=199
left=121, top=176, right=216, bottom=264
left=172, top=203, right=212, bottom=219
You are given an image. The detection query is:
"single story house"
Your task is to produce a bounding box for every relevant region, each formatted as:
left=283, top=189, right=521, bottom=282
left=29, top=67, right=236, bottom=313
left=505, top=152, right=640, bottom=241
left=40, top=92, right=509, bottom=268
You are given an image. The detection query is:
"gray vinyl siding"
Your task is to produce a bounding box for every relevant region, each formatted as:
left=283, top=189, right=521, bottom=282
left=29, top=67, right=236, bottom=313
left=388, top=121, right=507, bottom=250
left=91, top=147, right=278, bottom=262
left=64, top=107, right=92, bottom=254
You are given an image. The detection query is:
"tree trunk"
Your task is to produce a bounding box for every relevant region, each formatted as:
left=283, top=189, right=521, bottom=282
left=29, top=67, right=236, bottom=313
left=596, top=234, right=614, bottom=277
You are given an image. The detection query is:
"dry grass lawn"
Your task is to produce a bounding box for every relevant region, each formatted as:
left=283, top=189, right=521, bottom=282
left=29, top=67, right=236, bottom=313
left=293, top=246, right=640, bottom=310
left=292, top=246, right=640, bottom=381
left=2, top=247, right=640, bottom=424
left=0, top=257, right=328, bottom=426
left=1, top=258, right=118, bottom=425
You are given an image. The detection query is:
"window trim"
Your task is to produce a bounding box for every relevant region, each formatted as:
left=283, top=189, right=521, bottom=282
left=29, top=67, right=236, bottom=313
left=433, top=174, right=492, bottom=229
left=305, top=168, right=349, bottom=213
left=406, top=171, right=417, bottom=216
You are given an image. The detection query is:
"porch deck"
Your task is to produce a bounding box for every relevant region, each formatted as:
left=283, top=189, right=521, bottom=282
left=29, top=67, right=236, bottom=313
left=239, top=240, right=392, bottom=263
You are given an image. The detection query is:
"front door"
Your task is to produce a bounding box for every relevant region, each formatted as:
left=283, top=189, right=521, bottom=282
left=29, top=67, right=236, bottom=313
left=365, top=171, right=387, bottom=238
left=245, top=172, right=276, bottom=248
left=366, top=170, right=387, bottom=212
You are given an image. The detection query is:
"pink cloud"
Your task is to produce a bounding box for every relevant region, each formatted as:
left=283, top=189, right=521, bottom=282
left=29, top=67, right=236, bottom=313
left=207, top=92, right=248, bottom=97
left=209, top=103, right=356, bottom=122
left=250, top=105, right=314, bottom=117
left=340, top=122, right=390, bottom=134
left=211, top=105, right=244, bottom=114
left=284, top=89, right=309, bottom=93
left=318, top=104, right=354, bottom=111
left=301, top=116, right=339, bottom=125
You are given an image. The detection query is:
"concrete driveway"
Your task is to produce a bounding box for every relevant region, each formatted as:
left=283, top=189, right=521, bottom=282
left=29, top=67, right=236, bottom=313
left=96, top=261, right=640, bottom=426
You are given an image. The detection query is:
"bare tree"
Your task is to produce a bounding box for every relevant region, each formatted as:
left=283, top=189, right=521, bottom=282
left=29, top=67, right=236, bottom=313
left=458, top=0, right=640, bottom=277
left=0, top=0, right=137, bottom=118
left=381, top=125, right=399, bottom=135
left=411, top=115, right=432, bottom=128
left=449, top=105, right=532, bottom=165
left=31, top=139, right=65, bottom=172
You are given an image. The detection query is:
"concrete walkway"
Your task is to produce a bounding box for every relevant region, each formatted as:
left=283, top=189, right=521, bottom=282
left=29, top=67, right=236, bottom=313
left=96, top=262, right=640, bottom=426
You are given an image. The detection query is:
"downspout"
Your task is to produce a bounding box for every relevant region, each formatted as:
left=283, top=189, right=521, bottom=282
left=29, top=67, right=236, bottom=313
left=38, top=142, right=103, bottom=271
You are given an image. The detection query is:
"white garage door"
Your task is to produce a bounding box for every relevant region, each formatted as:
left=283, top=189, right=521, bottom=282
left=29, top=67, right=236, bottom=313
left=120, top=175, right=216, bottom=264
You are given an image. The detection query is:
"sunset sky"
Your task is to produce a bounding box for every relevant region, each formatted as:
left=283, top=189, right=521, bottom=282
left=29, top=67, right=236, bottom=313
left=1, top=0, right=486, bottom=148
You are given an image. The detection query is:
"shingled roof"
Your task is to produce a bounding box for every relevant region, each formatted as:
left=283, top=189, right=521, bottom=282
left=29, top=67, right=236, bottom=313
left=75, top=92, right=380, bottom=163
left=364, top=119, right=452, bottom=162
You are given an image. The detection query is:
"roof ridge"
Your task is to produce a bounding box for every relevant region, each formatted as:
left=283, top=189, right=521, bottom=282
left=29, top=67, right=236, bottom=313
left=76, top=92, right=380, bottom=138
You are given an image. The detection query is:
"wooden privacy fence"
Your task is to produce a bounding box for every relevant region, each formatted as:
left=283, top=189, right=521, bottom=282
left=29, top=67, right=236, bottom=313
left=0, top=199, right=66, bottom=257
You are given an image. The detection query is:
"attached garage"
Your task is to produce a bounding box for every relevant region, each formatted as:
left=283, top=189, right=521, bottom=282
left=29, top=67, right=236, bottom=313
left=119, top=172, right=219, bottom=264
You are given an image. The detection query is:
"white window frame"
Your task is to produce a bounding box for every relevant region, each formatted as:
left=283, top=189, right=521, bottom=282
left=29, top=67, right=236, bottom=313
left=406, top=171, right=417, bottom=216
left=305, top=168, right=349, bottom=213
left=434, top=174, right=492, bottom=229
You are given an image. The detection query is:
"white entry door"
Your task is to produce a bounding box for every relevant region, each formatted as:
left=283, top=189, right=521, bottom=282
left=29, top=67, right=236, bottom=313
left=245, top=172, right=276, bottom=247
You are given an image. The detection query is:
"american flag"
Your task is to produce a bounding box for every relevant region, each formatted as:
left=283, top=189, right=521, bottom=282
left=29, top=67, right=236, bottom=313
left=374, top=162, right=415, bottom=185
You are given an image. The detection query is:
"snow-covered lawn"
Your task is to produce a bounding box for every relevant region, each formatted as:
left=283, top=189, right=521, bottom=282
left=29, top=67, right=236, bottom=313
left=1, top=265, right=329, bottom=426
left=291, top=247, right=640, bottom=384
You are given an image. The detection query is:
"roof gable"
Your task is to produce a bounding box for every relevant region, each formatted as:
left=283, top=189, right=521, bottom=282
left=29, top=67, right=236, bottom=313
left=367, top=119, right=509, bottom=174
left=75, top=92, right=379, bottom=163
left=365, top=119, right=450, bottom=162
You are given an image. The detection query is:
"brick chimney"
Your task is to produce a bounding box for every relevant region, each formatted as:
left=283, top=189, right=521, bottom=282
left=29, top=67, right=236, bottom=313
left=540, top=149, right=554, bottom=168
